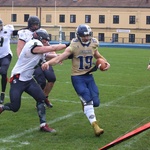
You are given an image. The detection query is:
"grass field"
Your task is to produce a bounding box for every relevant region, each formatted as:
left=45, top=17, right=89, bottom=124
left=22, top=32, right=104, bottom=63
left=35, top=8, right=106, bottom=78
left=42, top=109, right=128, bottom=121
left=0, top=44, right=150, bottom=150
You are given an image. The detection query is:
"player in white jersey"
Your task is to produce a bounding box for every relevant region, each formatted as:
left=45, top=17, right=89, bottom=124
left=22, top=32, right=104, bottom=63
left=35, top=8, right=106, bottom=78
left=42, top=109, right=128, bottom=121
left=17, top=16, right=55, bottom=108
left=41, top=24, right=110, bottom=136
left=0, top=29, right=68, bottom=132
left=0, top=19, right=17, bottom=104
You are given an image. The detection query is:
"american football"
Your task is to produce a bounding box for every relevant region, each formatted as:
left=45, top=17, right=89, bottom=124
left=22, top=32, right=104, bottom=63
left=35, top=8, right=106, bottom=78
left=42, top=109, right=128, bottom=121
left=96, top=58, right=107, bottom=71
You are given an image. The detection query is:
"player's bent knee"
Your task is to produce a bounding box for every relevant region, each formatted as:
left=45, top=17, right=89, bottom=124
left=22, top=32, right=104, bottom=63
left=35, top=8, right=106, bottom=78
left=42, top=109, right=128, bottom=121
left=11, top=106, right=20, bottom=112
left=93, top=97, right=100, bottom=107
left=93, top=101, right=100, bottom=107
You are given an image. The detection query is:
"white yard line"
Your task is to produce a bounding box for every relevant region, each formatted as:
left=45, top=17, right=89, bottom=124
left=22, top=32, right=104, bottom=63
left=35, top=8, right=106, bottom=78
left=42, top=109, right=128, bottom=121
left=0, top=111, right=82, bottom=150
left=0, top=111, right=81, bottom=142
left=1, top=85, right=150, bottom=149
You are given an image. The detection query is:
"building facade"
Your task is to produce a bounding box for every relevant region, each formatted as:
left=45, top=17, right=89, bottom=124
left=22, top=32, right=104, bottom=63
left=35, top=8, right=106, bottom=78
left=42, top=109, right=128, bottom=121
left=0, top=0, right=150, bottom=43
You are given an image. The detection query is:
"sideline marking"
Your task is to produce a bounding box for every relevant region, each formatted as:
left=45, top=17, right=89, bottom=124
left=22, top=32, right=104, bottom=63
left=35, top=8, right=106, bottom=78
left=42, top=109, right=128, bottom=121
left=99, top=122, right=150, bottom=150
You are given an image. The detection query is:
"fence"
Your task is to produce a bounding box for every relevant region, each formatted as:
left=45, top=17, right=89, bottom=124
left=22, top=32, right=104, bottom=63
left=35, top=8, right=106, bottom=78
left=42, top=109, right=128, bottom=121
left=10, top=35, right=149, bottom=45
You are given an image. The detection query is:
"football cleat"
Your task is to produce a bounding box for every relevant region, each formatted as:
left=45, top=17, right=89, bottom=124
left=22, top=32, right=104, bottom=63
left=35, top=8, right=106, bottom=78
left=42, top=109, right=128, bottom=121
left=40, top=124, right=56, bottom=133
left=45, top=98, right=53, bottom=108
left=92, top=121, right=104, bottom=137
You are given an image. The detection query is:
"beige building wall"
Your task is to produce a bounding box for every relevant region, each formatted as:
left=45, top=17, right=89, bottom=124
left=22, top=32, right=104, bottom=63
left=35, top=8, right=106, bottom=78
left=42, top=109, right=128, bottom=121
left=0, top=6, right=150, bottom=43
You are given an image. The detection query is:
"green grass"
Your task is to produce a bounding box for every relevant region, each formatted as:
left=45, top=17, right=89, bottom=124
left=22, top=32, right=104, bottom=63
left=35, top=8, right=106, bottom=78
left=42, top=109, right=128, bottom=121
left=0, top=44, right=150, bottom=150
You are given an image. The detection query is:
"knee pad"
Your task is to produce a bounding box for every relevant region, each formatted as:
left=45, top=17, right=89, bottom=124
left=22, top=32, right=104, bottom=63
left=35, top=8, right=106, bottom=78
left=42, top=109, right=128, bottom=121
left=4, top=103, right=20, bottom=112
left=93, top=96, right=100, bottom=107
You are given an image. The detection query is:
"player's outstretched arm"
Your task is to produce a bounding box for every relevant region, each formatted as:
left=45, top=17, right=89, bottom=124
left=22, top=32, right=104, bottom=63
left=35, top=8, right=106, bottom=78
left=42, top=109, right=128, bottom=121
left=41, top=47, right=72, bottom=70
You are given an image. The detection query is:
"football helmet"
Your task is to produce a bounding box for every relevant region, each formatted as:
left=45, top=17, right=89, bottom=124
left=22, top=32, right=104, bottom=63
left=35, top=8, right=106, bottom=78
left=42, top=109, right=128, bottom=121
left=0, top=19, right=3, bottom=30
left=76, top=24, right=92, bottom=46
left=28, top=16, right=41, bottom=32
left=33, top=29, right=50, bottom=41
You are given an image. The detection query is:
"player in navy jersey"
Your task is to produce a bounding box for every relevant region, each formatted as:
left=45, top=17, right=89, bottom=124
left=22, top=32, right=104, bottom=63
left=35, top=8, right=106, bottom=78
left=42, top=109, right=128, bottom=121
left=0, top=19, right=17, bottom=104
left=41, top=24, right=110, bottom=136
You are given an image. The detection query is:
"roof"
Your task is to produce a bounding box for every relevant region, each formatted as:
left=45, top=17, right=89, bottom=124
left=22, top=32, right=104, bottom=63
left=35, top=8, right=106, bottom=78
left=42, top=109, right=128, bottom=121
left=0, top=0, right=150, bottom=8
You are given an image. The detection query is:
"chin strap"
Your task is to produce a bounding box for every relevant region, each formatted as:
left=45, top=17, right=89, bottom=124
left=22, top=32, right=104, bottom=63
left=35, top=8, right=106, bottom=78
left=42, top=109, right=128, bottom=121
left=81, top=42, right=91, bottom=47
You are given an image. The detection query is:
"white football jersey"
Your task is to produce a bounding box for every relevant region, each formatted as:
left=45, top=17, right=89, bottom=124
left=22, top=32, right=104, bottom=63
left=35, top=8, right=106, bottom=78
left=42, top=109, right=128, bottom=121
left=0, top=24, right=14, bottom=58
left=18, top=29, right=33, bottom=43
left=11, top=39, right=44, bottom=81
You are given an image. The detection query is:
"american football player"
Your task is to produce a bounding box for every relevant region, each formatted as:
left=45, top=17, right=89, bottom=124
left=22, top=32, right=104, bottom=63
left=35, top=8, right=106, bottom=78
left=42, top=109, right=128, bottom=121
left=0, top=19, right=17, bottom=104
left=41, top=24, right=110, bottom=136
left=17, top=16, right=55, bottom=108
left=0, top=29, right=68, bottom=132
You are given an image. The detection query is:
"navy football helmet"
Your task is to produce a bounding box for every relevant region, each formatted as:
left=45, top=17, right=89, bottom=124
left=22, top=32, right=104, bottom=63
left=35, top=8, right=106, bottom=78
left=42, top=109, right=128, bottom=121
left=33, top=29, right=50, bottom=41
left=0, top=19, right=3, bottom=30
left=28, top=16, right=41, bottom=32
left=76, top=24, right=92, bottom=46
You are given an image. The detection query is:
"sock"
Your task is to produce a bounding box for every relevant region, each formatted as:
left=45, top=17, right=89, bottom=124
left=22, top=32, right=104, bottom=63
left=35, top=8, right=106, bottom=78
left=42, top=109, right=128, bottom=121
left=37, top=102, right=46, bottom=124
left=40, top=122, right=46, bottom=127
left=0, top=92, right=5, bottom=100
left=84, top=105, right=96, bottom=124
left=1, top=74, right=7, bottom=92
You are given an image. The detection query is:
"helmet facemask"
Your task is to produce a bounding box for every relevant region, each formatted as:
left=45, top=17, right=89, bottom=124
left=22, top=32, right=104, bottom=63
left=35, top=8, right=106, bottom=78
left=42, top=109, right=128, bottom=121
left=30, top=23, right=40, bottom=32
left=77, top=34, right=92, bottom=45
left=28, top=16, right=41, bottom=32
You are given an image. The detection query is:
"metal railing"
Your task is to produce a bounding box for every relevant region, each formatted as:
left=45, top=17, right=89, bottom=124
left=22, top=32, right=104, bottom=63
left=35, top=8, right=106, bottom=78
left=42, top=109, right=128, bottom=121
left=10, top=36, right=149, bottom=44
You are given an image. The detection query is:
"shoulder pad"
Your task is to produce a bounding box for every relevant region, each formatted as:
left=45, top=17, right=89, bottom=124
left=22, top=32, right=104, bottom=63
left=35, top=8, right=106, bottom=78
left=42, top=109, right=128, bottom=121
left=91, top=38, right=98, bottom=43
left=72, top=38, right=79, bottom=43
left=4, top=25, right=14, bottom=31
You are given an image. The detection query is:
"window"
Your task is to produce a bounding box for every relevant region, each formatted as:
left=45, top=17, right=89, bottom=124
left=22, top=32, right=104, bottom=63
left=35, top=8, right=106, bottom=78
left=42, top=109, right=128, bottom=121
left=11, top=14, right=17, bottom=22
left=59, top=15, right=65, bottom=23
left=129, top=34, right=135, bottom=42
left=24, top=14, right=29, bottom=22
left=70, top=15, right=76, bottom=23
left=146, top=16, right=150, bottom=24
left=113, top=15, right=119, bottom=24
left=46, top=14, right=52, bottom=23
left=99, top=15, right=105, bottom=23
left=98, top=33, right=105, bottom=41
left=129, top=16, right=135, bottom=24
left=112, top=33, right=118, bottom=42
left=85, top=15, right=91, bottom=23
left=61, top=32, right=65, bottom=41
left=146, top=34, right=150, bottom=43
left=70, top=32, right=75, bottom=40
